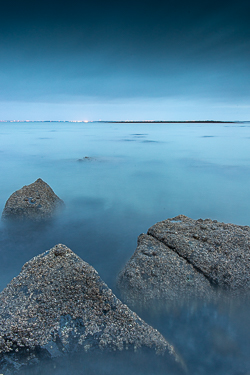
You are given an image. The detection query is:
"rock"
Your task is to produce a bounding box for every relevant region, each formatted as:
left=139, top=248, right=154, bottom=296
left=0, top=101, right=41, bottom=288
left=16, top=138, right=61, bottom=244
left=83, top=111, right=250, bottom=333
left=0, top=244, right=182, bottom=373
left=117, top=233, right=214, bottom=308
left=117, top=215, right=250, bottom=307
left=2, top=178, right=64, bottom=221
left=77, top=156, right=95, bottom=162
left=148, top=215, right=250, bottom=290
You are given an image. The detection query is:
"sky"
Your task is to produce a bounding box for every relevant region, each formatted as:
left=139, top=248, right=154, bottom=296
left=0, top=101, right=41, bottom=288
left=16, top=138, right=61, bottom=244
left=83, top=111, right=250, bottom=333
left=0, top=0, right=250, bottom=121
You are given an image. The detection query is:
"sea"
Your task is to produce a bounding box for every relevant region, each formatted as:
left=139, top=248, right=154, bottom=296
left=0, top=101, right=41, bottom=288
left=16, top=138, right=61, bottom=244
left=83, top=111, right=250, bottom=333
left=0, top=121, right=250, bottom=374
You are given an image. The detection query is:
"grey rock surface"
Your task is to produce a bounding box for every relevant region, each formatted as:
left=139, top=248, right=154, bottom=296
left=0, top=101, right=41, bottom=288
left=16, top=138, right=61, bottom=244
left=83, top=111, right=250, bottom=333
left=0, top=244, right=181, bottom=373
left=117, top=233, right=213, bottom=307
left=2, top=178, right=64, bottom=221
left=118, top=215, right=250, bottom=306
left=148, top=215, right=250, bottom=290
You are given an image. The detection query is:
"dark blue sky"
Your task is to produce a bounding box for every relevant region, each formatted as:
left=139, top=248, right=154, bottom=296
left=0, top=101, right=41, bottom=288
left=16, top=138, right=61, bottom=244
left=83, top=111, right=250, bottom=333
left=0, top=0, right=250, bottom=120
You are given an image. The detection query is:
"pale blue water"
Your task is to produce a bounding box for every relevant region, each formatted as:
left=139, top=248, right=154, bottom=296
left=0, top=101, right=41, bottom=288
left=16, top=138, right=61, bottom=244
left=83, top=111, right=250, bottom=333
left=1, top=121, right=250, bottom=374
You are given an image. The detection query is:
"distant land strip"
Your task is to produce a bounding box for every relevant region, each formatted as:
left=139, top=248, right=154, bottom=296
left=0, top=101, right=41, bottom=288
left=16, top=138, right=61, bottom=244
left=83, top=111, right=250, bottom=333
left=98, top=120, right=238, bottom=123
left=0, top=120, right=246, bottom=123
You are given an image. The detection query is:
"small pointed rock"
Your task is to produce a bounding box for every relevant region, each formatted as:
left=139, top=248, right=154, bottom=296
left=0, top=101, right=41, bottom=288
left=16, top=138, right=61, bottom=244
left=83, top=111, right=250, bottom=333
left=2, top=178, right=64, bottom=221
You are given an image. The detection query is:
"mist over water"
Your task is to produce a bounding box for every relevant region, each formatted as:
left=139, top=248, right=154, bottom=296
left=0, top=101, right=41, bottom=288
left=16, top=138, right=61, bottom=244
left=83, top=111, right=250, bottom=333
left=1, top=122, right=250, bottom=374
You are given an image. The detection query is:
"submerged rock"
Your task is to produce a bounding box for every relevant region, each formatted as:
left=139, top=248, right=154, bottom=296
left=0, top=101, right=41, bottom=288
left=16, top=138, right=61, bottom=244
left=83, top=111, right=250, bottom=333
left=77, top=156, right=94, bottom=162
left=117, top=215, right=250, bottom=307
left=2, top=178, right=64, bottom=221
left=0, top=244, right=182, bottom=373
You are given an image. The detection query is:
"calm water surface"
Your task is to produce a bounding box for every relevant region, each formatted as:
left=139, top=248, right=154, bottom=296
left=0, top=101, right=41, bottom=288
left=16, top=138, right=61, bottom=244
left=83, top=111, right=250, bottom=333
left=1, top=122, right=250, bottom=374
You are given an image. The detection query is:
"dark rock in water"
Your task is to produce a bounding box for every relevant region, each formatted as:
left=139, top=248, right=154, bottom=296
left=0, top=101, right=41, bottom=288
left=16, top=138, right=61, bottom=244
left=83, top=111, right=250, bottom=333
left=148, top=215, right=250, bottom=291
left=0, top=244, right=182, bottom=373
left=117, top=233, right=213, bottom=307
left=77, top=156, right=95, bottom=162
left=2, top=178, right=64, bottom=221
left=117, top=215, right=250, bottom=307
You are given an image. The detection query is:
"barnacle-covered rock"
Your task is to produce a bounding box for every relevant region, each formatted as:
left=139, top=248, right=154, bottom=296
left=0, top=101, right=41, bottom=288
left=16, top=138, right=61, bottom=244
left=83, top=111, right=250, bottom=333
left=118, top=215, right=250, bottom=308
left=2, top=178, right=64, bottom=221
left=0, top=244, right=182, bottom=373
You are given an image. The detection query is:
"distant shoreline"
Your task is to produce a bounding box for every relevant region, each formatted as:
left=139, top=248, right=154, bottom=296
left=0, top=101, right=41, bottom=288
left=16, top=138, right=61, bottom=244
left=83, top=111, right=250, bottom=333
left=0, top=120, right=247, bottom=124
left=98, top=120, right=239, bottom=124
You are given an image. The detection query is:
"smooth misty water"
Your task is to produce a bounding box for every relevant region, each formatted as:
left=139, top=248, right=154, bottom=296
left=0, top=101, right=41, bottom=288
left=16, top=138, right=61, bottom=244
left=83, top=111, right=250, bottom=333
left=1, top=121, right=250, bottom=374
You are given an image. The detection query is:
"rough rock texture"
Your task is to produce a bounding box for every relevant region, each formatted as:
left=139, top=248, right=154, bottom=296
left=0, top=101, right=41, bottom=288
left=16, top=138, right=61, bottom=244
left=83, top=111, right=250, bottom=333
left=117, top=215, right=250, bottom=306
left=117, top=233, right=213, bottom=307
left=0, top=244, right=181, bottom=373
left=2, top=178, right=64, bottom=221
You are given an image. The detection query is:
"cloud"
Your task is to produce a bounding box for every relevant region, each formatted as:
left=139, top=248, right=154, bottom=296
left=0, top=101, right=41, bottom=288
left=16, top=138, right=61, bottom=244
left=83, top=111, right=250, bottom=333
left=0, top=0, right=249, bottom=118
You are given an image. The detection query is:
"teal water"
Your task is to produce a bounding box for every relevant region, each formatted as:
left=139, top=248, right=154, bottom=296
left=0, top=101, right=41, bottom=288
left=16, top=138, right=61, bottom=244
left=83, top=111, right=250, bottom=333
left=1, top=122, right=250, bottom=374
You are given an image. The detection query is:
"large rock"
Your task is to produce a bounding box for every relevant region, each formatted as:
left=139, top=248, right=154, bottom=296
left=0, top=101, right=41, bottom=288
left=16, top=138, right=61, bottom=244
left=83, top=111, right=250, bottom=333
left=0, top=244, right=182, bottom=373
left=117, top=215, right=250, bottom=307
left=117, top=233, right=213, bottom=307
left=2, top=178, right=64, bottom=221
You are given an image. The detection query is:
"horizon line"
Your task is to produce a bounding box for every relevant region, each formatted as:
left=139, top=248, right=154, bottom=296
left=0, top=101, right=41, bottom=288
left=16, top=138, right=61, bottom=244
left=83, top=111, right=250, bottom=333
left=0, top=120, right=248, bottom=124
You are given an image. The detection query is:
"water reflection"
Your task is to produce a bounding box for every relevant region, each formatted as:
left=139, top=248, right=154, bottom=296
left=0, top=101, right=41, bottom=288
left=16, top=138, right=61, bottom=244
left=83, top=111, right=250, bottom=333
left=17, top=348, right=184, bottom=375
